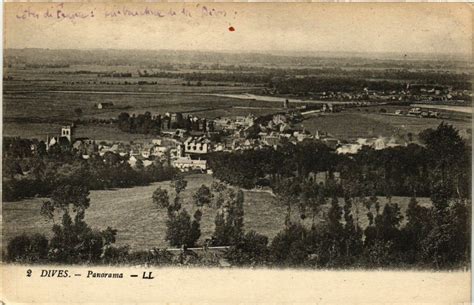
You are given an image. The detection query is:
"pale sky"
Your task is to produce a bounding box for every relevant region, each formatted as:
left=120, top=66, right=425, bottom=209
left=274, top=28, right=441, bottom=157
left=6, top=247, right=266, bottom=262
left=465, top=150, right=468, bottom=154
left=4, top=3, right=473, bottom=55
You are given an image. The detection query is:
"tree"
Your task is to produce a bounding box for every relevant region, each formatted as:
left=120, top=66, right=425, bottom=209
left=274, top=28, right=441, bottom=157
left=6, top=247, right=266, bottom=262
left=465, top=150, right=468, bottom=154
left=165, top=209, right=201, bottom=248
left=152, top=187, right=170, bottom=209
left=74, top=108, right=83, bottom=117
left=363, top=201, right=404, bottom=266
left=298, top=181, right=318, bottom=225
left=135, top=159, right=144, bottom=171
left=49, top=210, right=117, bottom=263
left=28, top=156, right=46, bottom=180
left=419, top=123, right=465, bottom=160
left=211, top=181, right=227, bottom=208
left=37, top=184, right=118, bottom=264
left=171, top=174, right=188, bottom=195
left=270, top=223, right=308, bottom=266
left=212, top=189, right=245, bottom=246
left=314, top=183, right=327, bottom=225
left=103, top=152, right=122, bottom=167
left=273, top=178, right=301, bottom=226
left=41, top=184, right=90, bottom=219
left=161, top=175, right=202, bottom=248
left=225, top=231, right=269, bottom=266
left=419, top=123, right=468, bottom=197
left=117, top=112, right=131, bottom=132
left=327, top=196, right=343, bottom=233
left=400, top=197, right=431, bottom=263
left=319, top=195, right=345, bottom=265
left=341, top=197, right=363, bottom=262
left=420, top=195, right=470, bottom=268
left=193, top=184, right=212, bottom=208
left=168, top=175, right=188, bottom=213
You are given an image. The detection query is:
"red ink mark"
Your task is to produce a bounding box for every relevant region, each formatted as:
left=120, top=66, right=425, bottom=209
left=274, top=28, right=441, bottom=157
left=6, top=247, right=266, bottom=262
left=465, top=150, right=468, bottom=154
left=228, top=26, right=235, bottom=32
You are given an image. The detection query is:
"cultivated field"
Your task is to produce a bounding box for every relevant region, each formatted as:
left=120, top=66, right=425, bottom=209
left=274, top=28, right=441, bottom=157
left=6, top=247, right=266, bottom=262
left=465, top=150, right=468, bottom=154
left=2, top=173, right=431, bottom=252
left=4, top=65, right=472, bottom=142
left=3, top=66, right=281, bottom=140
left=299, top=108, right=471, bottom=141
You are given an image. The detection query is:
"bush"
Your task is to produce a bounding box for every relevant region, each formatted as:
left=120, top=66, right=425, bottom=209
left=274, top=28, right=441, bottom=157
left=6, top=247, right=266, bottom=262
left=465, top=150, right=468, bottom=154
left=225, top=231, right=269, bottom=266
left=125, top=249, right=173, bottom=265
left=7, top=233, right=49, bottom=263
left=102, top=246, right=131, bottom=265
left=270, top=224, right=308, bottom=266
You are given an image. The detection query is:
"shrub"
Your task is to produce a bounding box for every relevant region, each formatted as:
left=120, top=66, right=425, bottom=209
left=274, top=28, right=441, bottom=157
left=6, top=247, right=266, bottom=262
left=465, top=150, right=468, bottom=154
left=126, top=249, right=173, bottom=265
left=270, top=224, right=308, bottom=266
left=225, top=231, right=269, bottom=266
left=7, top=233, right=49, bottom=263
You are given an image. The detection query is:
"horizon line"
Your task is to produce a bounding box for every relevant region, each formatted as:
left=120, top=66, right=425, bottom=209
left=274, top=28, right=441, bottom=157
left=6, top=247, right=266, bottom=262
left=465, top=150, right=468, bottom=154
left=4, top=47, right=471, bottom=58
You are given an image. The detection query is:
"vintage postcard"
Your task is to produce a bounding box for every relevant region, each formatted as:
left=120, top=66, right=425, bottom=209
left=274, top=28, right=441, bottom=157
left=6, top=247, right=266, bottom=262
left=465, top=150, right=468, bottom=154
left=1, top=2, right=472, bottom=304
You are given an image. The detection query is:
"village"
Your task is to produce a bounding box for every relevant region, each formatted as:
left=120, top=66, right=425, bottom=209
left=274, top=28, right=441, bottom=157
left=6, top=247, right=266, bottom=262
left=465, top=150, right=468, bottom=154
left=39, top=99, right=411, bottom=175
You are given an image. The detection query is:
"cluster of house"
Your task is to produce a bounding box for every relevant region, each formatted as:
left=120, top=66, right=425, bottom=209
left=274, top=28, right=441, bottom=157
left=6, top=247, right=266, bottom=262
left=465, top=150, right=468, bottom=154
left=213, top=112, right=320, bottom=150
left=45, top=103, right=416, bottom=173
left=301, top=85, right=471, bottom=103
left=393, top=107, right=440, bottom=118
left=43, top=109, right=323, bottom=172
left=336, top=137, right=404, bottom=155
left=45, top=126, right=211, bottom=172
left=413, top=87, right=472, bottom=103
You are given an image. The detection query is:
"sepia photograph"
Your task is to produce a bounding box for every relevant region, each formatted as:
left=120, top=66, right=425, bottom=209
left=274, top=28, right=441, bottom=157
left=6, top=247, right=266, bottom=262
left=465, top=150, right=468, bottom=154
left=1, top=2, right=472, bottom=304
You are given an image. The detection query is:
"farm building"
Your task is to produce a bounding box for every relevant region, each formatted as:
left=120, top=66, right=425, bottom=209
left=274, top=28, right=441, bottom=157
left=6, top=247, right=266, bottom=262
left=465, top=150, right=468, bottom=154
left=96, top=102, right=114, bottom=109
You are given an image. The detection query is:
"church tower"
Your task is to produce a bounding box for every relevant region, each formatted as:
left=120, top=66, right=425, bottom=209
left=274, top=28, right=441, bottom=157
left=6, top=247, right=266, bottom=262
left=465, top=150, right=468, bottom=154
left=61, top=125, right=73, bottom=142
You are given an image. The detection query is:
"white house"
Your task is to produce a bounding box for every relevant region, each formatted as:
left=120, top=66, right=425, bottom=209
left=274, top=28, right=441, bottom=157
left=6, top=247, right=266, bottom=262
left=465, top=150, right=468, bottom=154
left=96, top=102, right=114, bottom=109
left=172, top=156, right=207, bottom=172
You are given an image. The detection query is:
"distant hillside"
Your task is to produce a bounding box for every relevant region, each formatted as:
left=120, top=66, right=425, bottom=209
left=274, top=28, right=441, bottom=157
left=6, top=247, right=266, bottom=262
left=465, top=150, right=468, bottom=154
left=4, top=48, right=471, bottom=70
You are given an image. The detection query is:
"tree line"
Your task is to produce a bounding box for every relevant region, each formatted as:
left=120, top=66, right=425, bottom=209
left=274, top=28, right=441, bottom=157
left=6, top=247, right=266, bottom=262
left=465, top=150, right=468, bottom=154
left=208, top=123, right=471, bottom=200
left=3, top=138, right=177, bottom=202
left=137, top=68, right=470, bottom=90
left=6, top=171, right=470, bottom=269
left=117, top=112, right=211, bottom=135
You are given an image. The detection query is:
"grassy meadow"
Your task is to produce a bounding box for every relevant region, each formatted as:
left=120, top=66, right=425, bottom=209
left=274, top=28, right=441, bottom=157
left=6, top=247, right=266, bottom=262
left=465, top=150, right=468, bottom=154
left=2, top=173, right=431, bottom=252
left=299, top=108, right=471, bottom=141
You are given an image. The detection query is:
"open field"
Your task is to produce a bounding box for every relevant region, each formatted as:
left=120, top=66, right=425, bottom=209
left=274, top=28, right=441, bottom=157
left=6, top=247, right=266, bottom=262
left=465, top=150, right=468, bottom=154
left=3, top=66, right=265, bottom=119
left=3, top=67, right=279, bottom=140
left=357, top=112, right=471, bottom=139
left=3, top=90, right=269, bottom=120
left=411, top=104, right=472, bottom=114
left=299, top=108, right=471, bottom=141
left=299, top=113, right=399, bottom=140
left=4, top=65, right=471, bottom=142
left=2, top=173, right=432, bottom=252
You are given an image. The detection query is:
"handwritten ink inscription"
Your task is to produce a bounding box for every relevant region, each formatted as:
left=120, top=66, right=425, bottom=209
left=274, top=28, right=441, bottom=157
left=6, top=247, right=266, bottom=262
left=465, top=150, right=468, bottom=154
left=15, top=4, right=94, bottom=21
left=15, top=3, right=235, bottom=22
